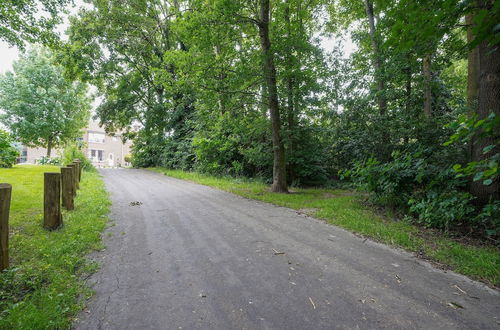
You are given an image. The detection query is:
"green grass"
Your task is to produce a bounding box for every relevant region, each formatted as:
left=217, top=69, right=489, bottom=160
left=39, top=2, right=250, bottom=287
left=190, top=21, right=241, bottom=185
left=150, top=168, right=499, bottom=287
left=0, top=165, right=110, bottom=329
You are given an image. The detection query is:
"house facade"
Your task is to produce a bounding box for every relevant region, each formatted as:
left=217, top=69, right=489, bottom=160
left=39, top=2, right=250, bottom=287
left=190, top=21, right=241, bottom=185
left=21, top=120, right=133, bottom=167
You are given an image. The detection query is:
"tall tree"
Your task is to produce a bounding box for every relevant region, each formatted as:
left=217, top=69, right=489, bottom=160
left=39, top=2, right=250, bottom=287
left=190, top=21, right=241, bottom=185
left=258, top=0, right=288, bottom=192
left=422, top=54, right=433, bottom=117
left=0, top=48, right=90, bottom=156
left=0, top=0, right=71, bottom=48
left=468, top=0, right=500, bottom=204
left=363, top=0, right=386, bottom=115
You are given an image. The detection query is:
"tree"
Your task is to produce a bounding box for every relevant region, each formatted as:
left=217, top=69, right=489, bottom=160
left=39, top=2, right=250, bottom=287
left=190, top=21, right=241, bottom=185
left=258, top=0, right=288, bottom=192
left=0, top=47, right=90, bottom=157
left=0, top=130, right=18, bottom=168
left=468, top=0, right=500, bottom=204
left=0, top=0, right=71, bottom=48
left=363, top=0, right=386, bottom=116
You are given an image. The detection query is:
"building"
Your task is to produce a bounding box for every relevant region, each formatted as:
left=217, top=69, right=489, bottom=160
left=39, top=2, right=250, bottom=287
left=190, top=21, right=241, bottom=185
left=21, top=120, right=133, bottom=167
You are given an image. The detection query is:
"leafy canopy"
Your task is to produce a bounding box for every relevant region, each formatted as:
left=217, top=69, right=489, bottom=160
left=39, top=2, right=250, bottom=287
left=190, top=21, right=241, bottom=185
left=0, top=47, right=91, bottom=153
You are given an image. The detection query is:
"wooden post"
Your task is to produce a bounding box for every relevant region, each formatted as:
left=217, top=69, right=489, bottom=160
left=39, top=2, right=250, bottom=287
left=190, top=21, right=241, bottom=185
left=0, top=183, right=12, bottom=271
left=72, top=162, right=80, bottom=190
left=68, top=164, right=77, bottom=196
left=74, top=159, right=82, bottom=182
left=61, top=167, right=74, bottom=210
left=44, top=173, right=62, bottom=230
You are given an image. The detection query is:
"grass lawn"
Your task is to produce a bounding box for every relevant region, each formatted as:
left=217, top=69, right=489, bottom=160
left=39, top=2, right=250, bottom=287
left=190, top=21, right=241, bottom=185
left=0, top=165, right=110, bottom=329
left=151, top=168, right=499, bottom=287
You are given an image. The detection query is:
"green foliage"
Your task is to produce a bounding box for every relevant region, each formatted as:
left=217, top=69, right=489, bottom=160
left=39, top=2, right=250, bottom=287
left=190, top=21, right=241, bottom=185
left=445, top=113, right=499, bottom=185
left=474, top=201, right=500, bottom=237
left=0, top=47, right=91, bottom=155
left=62, top=142, right=95, bottom=171
left=37, top=156, right=61, bottom=166
left=0, top=165, right=110, bottom=328
left=0, top=130, right=18, bottom=168
left=409, top=191, right=474, bottom=231
left=0, top=0, right=71, bottom=48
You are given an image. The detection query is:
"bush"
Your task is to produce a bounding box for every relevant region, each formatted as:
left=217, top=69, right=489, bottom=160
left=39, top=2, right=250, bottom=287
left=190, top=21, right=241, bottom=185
left=0, top=130, right=18, bottom=168
left=409, top=191, right=474, bottom=231
left=62, top=142, right=94, bottom=171
left=474, top=201, right=500, bottom=237
left=38, top=156, right=61, bottom=165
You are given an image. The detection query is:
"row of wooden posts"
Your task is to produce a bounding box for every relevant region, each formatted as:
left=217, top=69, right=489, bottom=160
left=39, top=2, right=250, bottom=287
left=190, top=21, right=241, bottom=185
left=0, top=159, right=82, bottom=271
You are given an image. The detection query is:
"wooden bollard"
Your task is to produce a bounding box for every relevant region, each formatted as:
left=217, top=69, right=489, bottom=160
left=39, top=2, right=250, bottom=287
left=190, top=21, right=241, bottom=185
left=61, top=167, right=74, bottom=210
left=72, top=162, right=80, bottom=190
left=67, top=164, right=77, bottom=196
left=74, top=159, right=82, bottom=182
left=44, top=173, right=62, bottom=230
left=0, top=183, right=12, bottom=271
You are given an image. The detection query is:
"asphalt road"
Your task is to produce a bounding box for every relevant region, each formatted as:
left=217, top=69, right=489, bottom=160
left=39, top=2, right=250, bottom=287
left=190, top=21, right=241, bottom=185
left=75, top=169, right=499, bottom=330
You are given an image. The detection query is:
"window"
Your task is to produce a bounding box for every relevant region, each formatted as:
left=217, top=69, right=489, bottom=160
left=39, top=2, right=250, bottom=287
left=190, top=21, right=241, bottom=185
left=89, top=149, right=104, bottom=162
left=88, top=132, right=105, bottom=143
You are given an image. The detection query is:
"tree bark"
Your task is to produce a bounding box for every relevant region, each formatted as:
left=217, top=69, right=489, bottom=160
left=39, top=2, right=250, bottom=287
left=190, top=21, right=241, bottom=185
left=466, top=13, right=480, bottom=188
left=284, top=0, right=296, bottom=184
left=423, top=54, right=432, bottom=117
left=364, top=0, right=386, bottom=115
left=405, top=63, right=412, bottom=113
left=469, top=0, right=500, bottom=205
left=258, top=0, right=288, bottom=193
left=466, top=14, right=480, bottom=112
left=46, top=137, right=53, bottom=157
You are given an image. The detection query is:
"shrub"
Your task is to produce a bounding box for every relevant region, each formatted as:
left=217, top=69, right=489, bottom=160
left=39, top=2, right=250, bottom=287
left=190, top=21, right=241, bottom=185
left=474, top=201, right=500, bottom=237
left=342, top=146, right=488, bottom=232
left=0, top=130, right=18, bottom=168
left=409, top=191, right=474, bottom=231
left=445, top=113, right=499, bottom=186
left=62, top=142, right=94, bottom=171
left=38, top=156, right=61, bottom=165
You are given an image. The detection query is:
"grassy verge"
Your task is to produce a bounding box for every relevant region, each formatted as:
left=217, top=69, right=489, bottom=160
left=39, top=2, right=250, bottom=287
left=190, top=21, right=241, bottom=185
left=0, top=165, right=110, bottom=329
left=150, top=168, right=499, bottom=287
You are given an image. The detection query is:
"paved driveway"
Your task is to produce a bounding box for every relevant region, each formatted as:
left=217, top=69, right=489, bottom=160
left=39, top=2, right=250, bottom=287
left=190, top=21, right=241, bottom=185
left=75, top=169, right=499, bottom=329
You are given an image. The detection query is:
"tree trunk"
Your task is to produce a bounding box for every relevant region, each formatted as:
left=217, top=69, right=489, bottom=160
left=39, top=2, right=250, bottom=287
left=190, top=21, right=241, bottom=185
left=466, top=14, right=480, bottom=112
left=423, top=54, right=432, bottom=117
left=46, top=137, right=53, bottom=157
left=469, top=0, right=500, bottom=205
left=284, top=0, right=295, bottom=184
left=363, top=0, right=386, bottom=115
left=258, top=0, right=288, bottom=193
left=466, top=13, right=480, bottom=187
left=405, top=65, right=412, bottom=113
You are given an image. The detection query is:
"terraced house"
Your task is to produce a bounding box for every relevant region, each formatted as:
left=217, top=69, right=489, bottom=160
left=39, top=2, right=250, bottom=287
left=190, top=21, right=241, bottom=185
left=20, top=120, right=133, bottom=167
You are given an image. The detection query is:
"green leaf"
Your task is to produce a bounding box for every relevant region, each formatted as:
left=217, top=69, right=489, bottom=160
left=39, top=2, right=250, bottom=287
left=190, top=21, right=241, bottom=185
left=482, top=145, right=495, bottom=154
left=473, top=172, right=484, bottom=182
left=483, top=179, right=493, bottom=186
